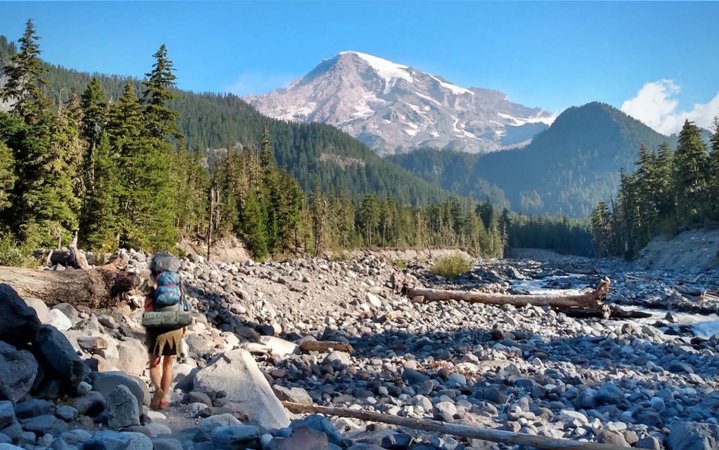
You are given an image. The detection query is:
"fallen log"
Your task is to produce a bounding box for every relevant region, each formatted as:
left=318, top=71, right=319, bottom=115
left=299, top=340, right=353, bottom=353
left=406, top=278, right=611, bottom=318
left=282, top=402, right=626, bottom=450
left=0, top=253, right=136, bottom=309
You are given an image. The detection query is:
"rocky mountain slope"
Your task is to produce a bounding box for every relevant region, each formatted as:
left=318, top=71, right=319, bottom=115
left=1, top=250, right=719, bottom=449
left=249, top=51, right=554, bottom=155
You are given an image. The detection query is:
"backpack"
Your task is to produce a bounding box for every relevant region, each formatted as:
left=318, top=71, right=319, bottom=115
left=153, top=271, right=182, bottom=308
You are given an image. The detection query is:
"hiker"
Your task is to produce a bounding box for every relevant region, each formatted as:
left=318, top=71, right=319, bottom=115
left=143, top=252, right=191, bottom=410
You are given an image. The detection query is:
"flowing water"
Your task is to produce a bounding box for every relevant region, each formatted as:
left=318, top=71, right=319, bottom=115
left=512, top=275, right=719, bottom=339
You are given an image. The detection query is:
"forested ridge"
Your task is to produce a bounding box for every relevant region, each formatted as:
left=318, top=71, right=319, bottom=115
left=0, top=33, right=449, bottom=206
left=0, top=21, right=535, bottom=262
left=391, top=102, right=675, bottom=217
left=590, top=119, right=719, bottom=259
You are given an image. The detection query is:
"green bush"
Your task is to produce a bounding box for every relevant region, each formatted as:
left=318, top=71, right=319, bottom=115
left=0, top=234, right=36, bottom=267
left=430, top=253, right=472, bottom=278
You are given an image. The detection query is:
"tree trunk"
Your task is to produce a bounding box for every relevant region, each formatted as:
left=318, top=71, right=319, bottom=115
left=282, top=402, right=627, bottom=450
left=405, top=278, right=611, bottom=318
left=299, top=341, right=353, bottom=353
left=0, top=254, right=136, bottom=309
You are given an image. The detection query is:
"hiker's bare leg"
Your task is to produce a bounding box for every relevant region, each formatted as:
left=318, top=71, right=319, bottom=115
left=160, top=355, right=174, bottom=396
left=149, top=353, right=162, bottom=390
left=149, top=353, right=163, bottom=409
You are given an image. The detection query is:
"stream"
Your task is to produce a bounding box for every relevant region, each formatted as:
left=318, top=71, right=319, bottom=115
left=512, top=275, right=719, bottom=339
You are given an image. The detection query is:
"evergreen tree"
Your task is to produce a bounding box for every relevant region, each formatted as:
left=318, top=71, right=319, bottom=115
left=81, top=133, right=119, bottom=251
left=142, top=44, right=179, bottom=140
left=80, top=77, right=107, bottom=192
left=0, top=140, right=14, bottom=213
left=0, top=19, right=49, bottom=123
left=241, top=189, right=268, bottom=259
left=590, top=201, right=613, bottom=256
left=310, top=187, right=328, bottom=256
left=673, top=120, right=708, bottom=226
left=655, top=143, right=675, bottom=223
left=709, top=117, right=719, bottom=220
left=358, top=194, right=380, bottom=247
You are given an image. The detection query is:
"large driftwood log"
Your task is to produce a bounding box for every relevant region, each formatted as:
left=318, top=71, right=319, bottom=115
left=282, top=402, right=627, bottom=450
left=0, top=253, right=135, bottom=309
left=406, top=278, right=612, bottom=318
left=299, top=340, right=353, bottom=353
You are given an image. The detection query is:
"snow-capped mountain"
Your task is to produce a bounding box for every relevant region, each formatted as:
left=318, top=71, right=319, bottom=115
left=247, top=51, right=555, bottom=155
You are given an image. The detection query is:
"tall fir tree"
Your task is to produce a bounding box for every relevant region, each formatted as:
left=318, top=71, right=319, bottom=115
left=80, top=77, right=108, bottom=193
left=142, top=44, right=180, bottom=140
left=0, top=140, right=14, bottom=213
left=709, top=117, right=719, bottom=220
left=673, top=120, right=709, bottom=226
left=0, top=19, right=49, bottom=124
left=240, top=189, right=268, bottom=259
left=81, top=133, right=120, bottom=251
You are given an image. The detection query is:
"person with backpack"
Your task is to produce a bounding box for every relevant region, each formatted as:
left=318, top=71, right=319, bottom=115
left=142, top=252, right=191, bottom=410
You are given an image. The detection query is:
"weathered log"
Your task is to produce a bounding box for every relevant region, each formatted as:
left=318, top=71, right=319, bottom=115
left=282, top=402, right=627, bottom=450
left=0, top=254, right=136, bottom=309
left=406, top=278, right=610, bottom=316
left=299, top=340, right=353, bottom=354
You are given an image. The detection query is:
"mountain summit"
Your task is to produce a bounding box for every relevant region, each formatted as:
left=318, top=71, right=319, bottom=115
left=248, top=51, right=555, bottom=155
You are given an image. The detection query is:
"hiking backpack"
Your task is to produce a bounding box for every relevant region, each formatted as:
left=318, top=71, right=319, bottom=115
left=153, top=271, right=182, bottom=308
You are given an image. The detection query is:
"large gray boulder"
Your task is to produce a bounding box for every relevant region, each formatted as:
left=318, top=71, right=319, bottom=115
left=106, top=385, right=140, bottom=430
left=194, top=349, right=290, bottom=429
left=0, top=284, right=41, bottom=347
left=211, top=425, right=261, bottom=450
left=91, top=372, right=150, bottom=407
left=84, top=431, right=152, bottom=450
left=33, top=325, right=90, bottom=395
left=0, top=401, right=15, bottom=428
left=0, top=341, right=38, bottom=402
left=668, top=422, right=719, bottom=450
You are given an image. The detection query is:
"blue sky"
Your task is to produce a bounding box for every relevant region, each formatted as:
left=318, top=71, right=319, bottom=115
left=0, top=1, right=718, bottom=132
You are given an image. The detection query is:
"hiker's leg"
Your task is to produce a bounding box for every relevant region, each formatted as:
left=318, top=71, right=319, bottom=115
left=149, top=353, right=163, bottom=409
left=149, top=353, right=162, bottom=390
left=160, top=355, right=174, bottom=396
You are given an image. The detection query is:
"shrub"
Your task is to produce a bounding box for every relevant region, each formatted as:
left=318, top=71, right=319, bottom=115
left=0, top=234, right=36, bottom=267
left=430, top=253, right=472, bottom=278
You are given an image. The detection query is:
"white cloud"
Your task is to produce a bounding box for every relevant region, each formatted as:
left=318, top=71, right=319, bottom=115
left=225, top=72, right=294, bottom=97
left=621, top=79, right=719, bottom=135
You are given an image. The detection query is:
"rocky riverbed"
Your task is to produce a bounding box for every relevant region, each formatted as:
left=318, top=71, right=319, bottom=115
left=1, top=250, right=718, bottom=450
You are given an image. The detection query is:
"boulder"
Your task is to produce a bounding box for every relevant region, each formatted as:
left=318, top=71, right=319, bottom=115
left=33, top=325, right=90, bottom=395
left=151, top=438, right=184, bottom=450
left=116, top=339, right=147, bottom=377
left=199, top=413, right=241, bottom=434
left=211, top=425, right=261, bottom=449
left=23, top=298, right=51, bottom=324
left=272, top=386, right=312, bottom=405
left=0, top=401, right=15, bottom=428
left=106, top=385, right=140, bottom=430
left=22, top=414, right=67, bottom=435
left=84, top=431, right=152, bottom=450
left=73, top=391, right=106, bottom=417
left=14, top=399, right=52, bottom=419
left=91, top=371, right=150, bottom=407
left=194, top=350, right=290, bottom=429
left=0, top=284, right=41, bottom=347
left=269, top=426, right=329, bottom=450
left=52, top=304, right=80, bottom=324
left=668, top=422, right=719, bottom=450
left=48, top=309, right=73, bottom=331
left=290, top=414, right=345, bottom=446
left=259, top=336, right=298, bottom=356
left=0, top=341, right=38, bottom=402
